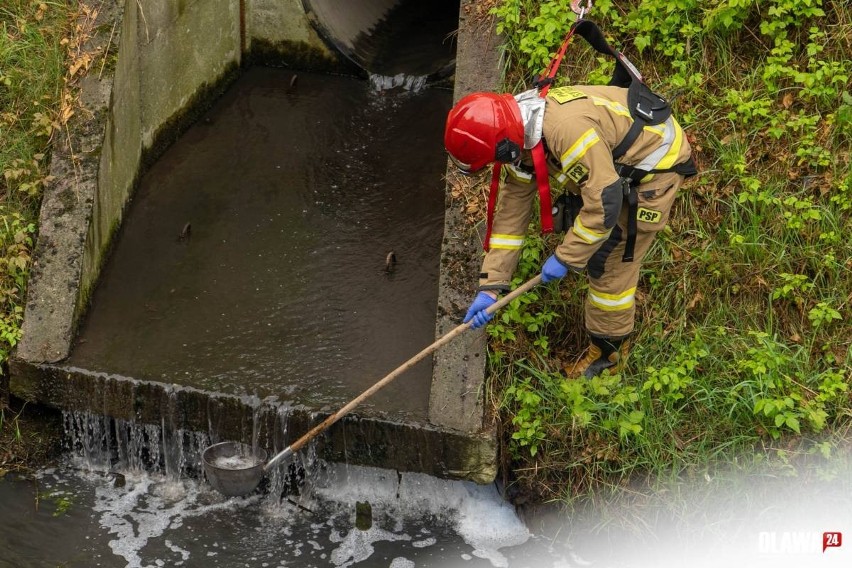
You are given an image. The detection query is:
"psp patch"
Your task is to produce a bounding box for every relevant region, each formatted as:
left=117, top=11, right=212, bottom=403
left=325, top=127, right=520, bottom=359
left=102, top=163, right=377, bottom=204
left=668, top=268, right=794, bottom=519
left=637, top=207, right=663, bottom=223
left=549, top=87, right=587, bottom=104
left=565, top=162, right=589, bottom=184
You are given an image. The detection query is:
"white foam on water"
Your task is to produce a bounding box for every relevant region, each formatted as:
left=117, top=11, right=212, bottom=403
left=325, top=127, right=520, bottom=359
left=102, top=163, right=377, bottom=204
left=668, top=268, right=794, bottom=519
left=311, top=463, right=530, bottom=566
left=452, top=483, right=530, bottom=568
left=164, top=539, right=190, bottom=564
left=92, top=471, right=261, bottom=568
left=46, top=453, right=534, bottom=567
left=390, top=558, right=415, bottom=568
left=368, top=73, right=428, bottom=93
left=329, top=525, right=410, bottom=567
left=213, top=454, right=260, bottom=470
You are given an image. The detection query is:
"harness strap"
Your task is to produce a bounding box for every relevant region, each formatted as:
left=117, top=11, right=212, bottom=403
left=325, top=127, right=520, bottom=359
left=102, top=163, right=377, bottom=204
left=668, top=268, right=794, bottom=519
left=617, top=156, right=698, bottom=262
left=483, top=162, right=503, bottom=251
left=611, top=119, right=644, bottom=161
left=538, top=23, right=580, bottom=97
left=483, top=22, right=582, bottom=251
left=531, top=143, right=554, bottom=234
left=615, top=155, right=698, bottom=185
left=622, top=183, right=639, bottom=262
left=482, top=144, right=553, bottom=252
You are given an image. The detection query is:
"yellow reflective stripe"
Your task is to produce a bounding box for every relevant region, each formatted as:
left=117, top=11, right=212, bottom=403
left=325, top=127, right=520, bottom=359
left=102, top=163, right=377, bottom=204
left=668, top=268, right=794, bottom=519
left=589, top=287, right=636, bottom=312
left=634, top=117, right=676, bottom=172
left=505, top=164, right=533, bottom=183
left=653, top=117, right=684, bottom=171
left=571, top=217, right=610, bottom=244
left=643, top=124, right=666, bottom=136
left=635, top=117, right=685, bottom=183
left=489, top=234, right=525, bottom=249
left=561, top=128, right=599, bottom=170
left=591, top=96, right=631, bottom=118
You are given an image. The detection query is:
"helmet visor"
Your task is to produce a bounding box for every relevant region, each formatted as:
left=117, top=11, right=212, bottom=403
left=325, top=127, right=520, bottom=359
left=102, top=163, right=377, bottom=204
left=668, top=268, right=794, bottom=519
left=448, top=153, right=486, bottom=176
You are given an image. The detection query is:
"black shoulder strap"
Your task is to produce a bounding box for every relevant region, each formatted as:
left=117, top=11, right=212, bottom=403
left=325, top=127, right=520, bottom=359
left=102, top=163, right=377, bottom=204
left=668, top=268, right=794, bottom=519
left=573, top=20, right=672, bottom=160
left=573, top=20, right=636, bottom=88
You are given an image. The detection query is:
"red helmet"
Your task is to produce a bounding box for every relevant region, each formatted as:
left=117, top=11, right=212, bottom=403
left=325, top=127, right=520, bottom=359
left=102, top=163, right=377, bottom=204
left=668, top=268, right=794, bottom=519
left=444, top=92, right=524, bottom=174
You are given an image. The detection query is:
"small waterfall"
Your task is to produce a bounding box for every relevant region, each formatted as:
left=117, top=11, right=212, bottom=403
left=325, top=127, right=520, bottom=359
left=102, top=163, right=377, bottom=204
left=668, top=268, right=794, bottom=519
left=64, top=410, right=112, bottom=471
left=55, top=408, right=544, bottom=568
left=162, top=386, right=180, bottom=478
left=63, top=409, right=209, bottom=478
left=369, top=73, right=428, bottom=92
left=264, top=404, right=323, bottom=502
left=248, top=395, right=262, bottom=459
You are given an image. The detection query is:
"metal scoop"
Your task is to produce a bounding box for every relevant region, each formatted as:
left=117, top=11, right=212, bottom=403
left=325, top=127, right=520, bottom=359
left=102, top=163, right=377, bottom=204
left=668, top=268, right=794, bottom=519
left=202, top=274, right=542, bottom=497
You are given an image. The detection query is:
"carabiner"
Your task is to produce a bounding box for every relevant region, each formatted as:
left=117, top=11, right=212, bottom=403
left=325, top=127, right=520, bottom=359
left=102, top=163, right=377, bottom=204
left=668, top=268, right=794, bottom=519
left=571, top=0, right=592, bottom=20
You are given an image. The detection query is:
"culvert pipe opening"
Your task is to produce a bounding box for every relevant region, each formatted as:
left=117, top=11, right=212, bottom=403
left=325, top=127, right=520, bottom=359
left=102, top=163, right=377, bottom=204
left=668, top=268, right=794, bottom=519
left=304, top=0, right=460, bottom=84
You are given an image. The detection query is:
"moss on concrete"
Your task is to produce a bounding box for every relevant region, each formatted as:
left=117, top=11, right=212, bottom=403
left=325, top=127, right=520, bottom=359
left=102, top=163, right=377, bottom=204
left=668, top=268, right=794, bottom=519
left=141, top=61, right=242, bottom=171
left=246, top=38, right=362, bottom=77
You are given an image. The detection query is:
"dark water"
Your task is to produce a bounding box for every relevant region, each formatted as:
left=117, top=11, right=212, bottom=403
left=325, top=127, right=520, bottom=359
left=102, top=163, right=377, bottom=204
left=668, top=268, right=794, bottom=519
left=0, top=462, right=564, bottom=568
left=68, top=68, right=451, bottom=421
left=3, top=448, right=851, bottom=568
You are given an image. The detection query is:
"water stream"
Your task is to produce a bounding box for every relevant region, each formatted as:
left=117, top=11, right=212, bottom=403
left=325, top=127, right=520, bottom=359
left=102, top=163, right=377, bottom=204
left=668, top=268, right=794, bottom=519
left=67, top=67, right=449, bottom=422
left=0, top=411, right=575, bottom=568
left=2, top=410, right=851, bottom=567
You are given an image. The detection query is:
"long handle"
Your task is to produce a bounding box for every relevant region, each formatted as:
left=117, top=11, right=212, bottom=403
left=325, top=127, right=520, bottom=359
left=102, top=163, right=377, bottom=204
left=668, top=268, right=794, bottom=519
left=263, top=274, right=543, bottom=472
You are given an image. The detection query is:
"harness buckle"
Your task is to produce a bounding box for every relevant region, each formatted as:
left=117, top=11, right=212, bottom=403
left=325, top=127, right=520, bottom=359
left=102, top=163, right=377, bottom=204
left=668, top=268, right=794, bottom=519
left=634, top=103, right=654, bottom=121
left=533, top=77, right=555, bottom=89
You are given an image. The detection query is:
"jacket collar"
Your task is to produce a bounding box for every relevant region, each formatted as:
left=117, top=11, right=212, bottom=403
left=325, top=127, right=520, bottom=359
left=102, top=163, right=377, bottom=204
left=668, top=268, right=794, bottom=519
left=514, top=89, right=545, bottom=149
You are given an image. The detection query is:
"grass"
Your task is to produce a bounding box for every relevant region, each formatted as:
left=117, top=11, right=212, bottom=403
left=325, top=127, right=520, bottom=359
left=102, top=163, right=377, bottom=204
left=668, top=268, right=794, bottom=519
left=0, top=0, right=75, bottom=369
left=462, top=0, right=852, bottom=506
left=0, top=398, right=63, bottom=474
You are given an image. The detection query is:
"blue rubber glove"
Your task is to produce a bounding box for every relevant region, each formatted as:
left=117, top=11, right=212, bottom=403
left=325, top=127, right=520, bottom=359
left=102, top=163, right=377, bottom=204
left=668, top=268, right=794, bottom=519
left=463, top=291, right=498, bottom=329
left=541, top=254, right=569, bottom=283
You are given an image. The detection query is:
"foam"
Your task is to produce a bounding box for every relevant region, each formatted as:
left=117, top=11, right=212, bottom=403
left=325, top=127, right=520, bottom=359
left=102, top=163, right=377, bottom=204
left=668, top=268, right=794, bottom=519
left=46, top=456, right=535, bottom=568
left=92, top=472, right=261, bottom=568
left=329, top=526, right=410, bottom=566
left=311, top=463, right=531, bottom=565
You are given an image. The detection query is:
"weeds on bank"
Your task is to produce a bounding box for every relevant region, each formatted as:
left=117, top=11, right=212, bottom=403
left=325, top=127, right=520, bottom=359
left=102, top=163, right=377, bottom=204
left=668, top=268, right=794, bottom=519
left=0, top=1, right=77, bottom=367
left=473, top=0, right=852, bottom=503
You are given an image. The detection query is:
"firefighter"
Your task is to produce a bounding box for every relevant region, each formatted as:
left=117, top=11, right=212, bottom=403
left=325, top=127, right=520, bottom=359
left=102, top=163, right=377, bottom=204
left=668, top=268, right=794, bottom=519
left=444, top=83, right=695, bottom=379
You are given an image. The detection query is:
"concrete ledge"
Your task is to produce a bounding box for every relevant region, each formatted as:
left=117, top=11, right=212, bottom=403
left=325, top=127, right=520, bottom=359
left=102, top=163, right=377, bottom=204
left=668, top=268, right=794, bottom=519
left=9, top=360, right=498, bottom=483
left=428, top=0, right=503, bottom=434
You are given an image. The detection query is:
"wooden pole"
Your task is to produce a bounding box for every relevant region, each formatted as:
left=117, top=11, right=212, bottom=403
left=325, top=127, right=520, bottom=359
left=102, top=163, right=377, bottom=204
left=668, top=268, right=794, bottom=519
left=263, top=274, right=543, bottom=472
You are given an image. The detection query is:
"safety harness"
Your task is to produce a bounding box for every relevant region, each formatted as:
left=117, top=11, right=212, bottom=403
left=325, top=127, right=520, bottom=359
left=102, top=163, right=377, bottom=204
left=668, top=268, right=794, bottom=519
left=483, top=19, right=697, bottom=262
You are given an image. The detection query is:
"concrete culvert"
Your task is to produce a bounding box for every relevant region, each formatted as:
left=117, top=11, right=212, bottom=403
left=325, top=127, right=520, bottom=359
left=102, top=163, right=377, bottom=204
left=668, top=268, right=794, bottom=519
left=304, top=0, right=460, bottom=81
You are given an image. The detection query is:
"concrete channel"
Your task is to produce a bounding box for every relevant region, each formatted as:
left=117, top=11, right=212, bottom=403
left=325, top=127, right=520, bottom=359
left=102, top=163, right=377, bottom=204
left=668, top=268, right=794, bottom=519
left=11, top=0, right=505, bottom=483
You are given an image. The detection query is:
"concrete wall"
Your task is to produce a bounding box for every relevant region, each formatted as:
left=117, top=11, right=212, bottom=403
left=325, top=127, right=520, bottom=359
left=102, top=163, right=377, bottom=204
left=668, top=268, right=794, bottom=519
left=19, top=0, right=247, bottom=363
left=137, top=0, right=242, bottom=148
left=428, top=1, right=504, bottom=434
left=249, top=0, right=333, bottom=53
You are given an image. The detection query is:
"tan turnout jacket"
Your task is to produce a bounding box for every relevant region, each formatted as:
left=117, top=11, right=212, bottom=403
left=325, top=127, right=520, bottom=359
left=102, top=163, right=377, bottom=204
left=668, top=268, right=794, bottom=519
left=479, top=84, right=692, bottom=290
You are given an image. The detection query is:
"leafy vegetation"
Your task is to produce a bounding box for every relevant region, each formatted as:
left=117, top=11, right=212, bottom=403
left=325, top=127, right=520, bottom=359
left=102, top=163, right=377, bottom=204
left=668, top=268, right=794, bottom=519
left=0, top=0, right=75, bottom=472
left=473, top=0, right=852, bottom=502
left=1, top=0, right=75, bottom=369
